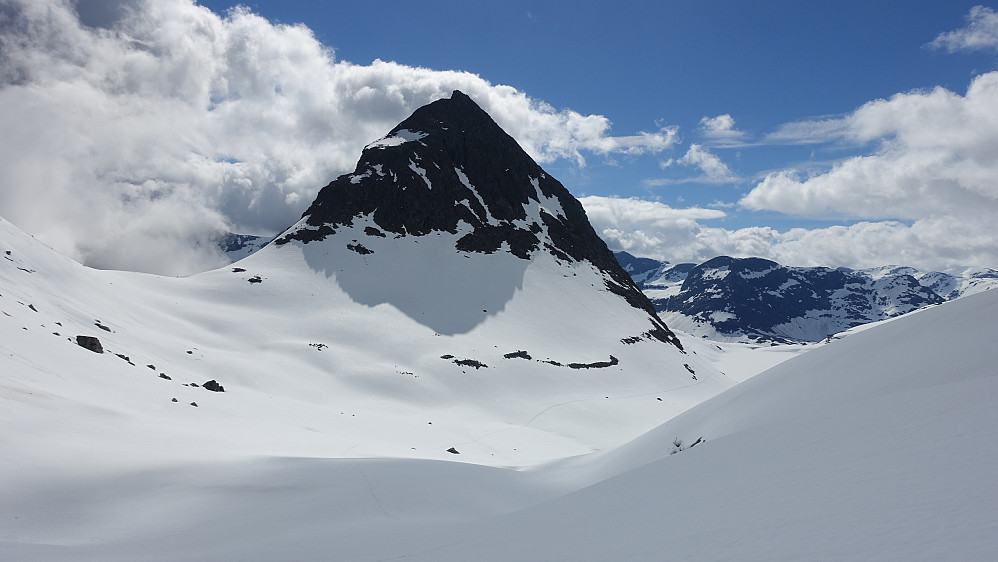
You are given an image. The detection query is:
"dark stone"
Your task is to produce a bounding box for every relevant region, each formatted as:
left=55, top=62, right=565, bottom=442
left=75, top=335, right=104, bottom=354
left=171, top=397, right=178, bottom=402
left=567, top=355, right=619, bottom=369
left=247, top=275, right=262, bottom=284
left=454, top=358, right=487, bottom=369
left=203, top=379, right=225, bottom=392
left=503, top=350, right=531, bottom=360
left=28, top=303, right=37, bottom=312
left=446, top=447, right=460, bottom=454
left=232, top=267, right=246, bottom=273
left=346, top=243, right=373, bottom=255
left=159, top=373, right=171, bottom=380
left=147, top=364, right=156, bottom=370
left=364, top=226, right=386, bottom=237
left=115, top=353, right=134, bottom=365
left=275, top=224, right=334, bottom=245
left=190, top=402, right=198, bottom=407
left=95, top=322, right=111, bottom=332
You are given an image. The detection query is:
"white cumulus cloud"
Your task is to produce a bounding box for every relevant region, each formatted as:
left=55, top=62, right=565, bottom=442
left=0, top=0, right=676, bottom=275
left=928, top=5, right=998, bottom=52
left=650, top=144, right=739, bottom=185
left=738, top=71, right=998, bottom=270
left=698, top=114, right=747, bottom=146
left=579, top=196, right=734, bottom=262
left=583, top=194, right=996, bottom=271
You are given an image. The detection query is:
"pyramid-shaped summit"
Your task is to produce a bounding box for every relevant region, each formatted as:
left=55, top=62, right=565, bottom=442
left=277, top=90, right=678, bottom=346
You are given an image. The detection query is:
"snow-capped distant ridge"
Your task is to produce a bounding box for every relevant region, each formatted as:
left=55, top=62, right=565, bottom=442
left=660, top=256, right=944, bottom=343
left=612, top=251, right=693, bottom=307
left=217, top=232, right=271, bottom=262
left=614, top=252, right=998, bottom=344
left=276, top=90, right=679, bottom=346
left=900, top=265, right=998, bottom=300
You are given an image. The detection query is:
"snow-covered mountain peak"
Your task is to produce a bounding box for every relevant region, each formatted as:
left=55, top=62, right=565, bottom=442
left=273, top=90, right=679, bottom=344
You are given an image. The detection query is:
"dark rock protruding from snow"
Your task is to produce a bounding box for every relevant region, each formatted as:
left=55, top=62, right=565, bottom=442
left=279, top=91, right=680, bottom=348
left=75, top=335, right=104, bottom=354
left=568, top=355, right=619, bottom=369
left=203, top=380, right=225, bottom=392
left=217, top=232, right=270, bottom=262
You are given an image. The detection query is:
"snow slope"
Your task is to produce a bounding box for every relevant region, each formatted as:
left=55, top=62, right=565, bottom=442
left=3, top=209, right=996, bottom=559
left=0, top=214, right=728, bottom=465
left=375, top=287, right=998, bottom=560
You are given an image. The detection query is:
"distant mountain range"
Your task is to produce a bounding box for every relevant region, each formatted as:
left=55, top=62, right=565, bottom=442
left=615, top=251, right=998, bottom=344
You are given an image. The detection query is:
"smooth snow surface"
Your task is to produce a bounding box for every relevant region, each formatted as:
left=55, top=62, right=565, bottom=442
left=3, top=215, right=996, bottom=560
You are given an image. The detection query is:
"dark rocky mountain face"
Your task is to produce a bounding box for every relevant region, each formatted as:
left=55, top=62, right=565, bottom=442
left=277, top=91, right=679, bottom=347
left=658, top=256, right=944, bottom=343
left=217, top=233, right=270, bottom=262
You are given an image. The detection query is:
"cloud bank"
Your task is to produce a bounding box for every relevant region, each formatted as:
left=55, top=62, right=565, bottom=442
left=0, top=0, right=675, bottom=275
left=739, top=71, right=998, bottom=270
left=592, top=7, right=998, bottom=272
left=587, top=62, right=998, bottom=271
left=579, top=196, right=773, bottom=263
left=2, top=0, right=995, bottom=275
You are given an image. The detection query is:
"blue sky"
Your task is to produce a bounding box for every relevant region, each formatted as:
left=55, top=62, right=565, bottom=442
left=2, top=0, right=998, bottom=273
